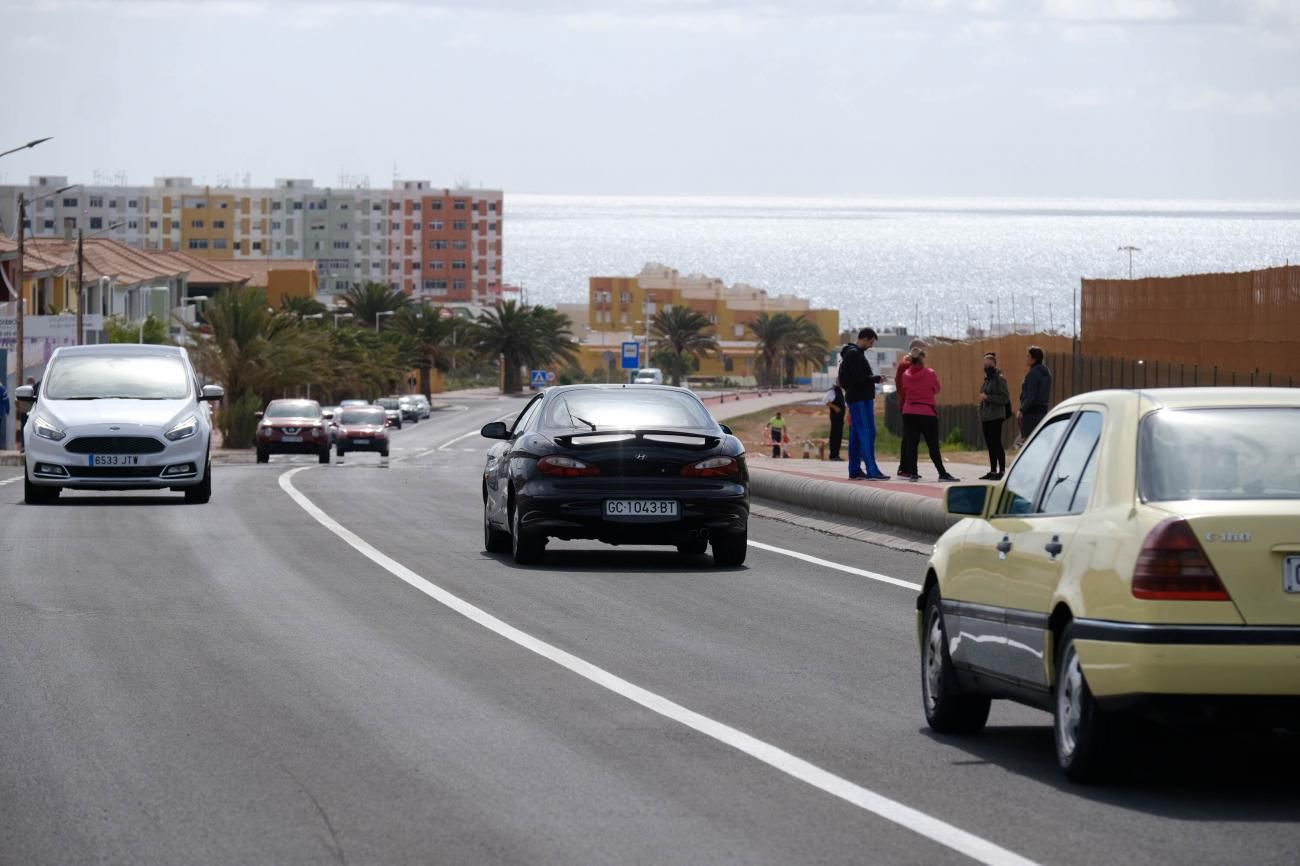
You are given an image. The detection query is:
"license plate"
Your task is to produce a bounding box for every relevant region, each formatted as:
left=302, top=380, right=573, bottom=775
left=353, top=438, right=370, bottom=445
left=604, top=499, right=679, bottom=518
left=1285, top=557, right=1300, bottom=594
left=281, top=435, right=303, bottom=443
left=90, top=454, right=139, bottom=467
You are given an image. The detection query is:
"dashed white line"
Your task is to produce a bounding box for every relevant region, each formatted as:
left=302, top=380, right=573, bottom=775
left=278, top=466, right=1038, bottom=866
left=747, top=541, right=924, bottom=591
left=0, top=476, right=22, bottom=487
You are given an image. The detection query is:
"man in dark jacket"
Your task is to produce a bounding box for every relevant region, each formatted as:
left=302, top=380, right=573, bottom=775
left=838, top=328, right=889, bottom=480
left=1017, top=345, right=1053, bottom=440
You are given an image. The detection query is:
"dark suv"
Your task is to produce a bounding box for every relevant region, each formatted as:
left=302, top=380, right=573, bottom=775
left=255, top=399, right=331, bottom=464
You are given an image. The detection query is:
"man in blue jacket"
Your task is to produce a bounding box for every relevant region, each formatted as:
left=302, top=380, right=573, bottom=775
left=1017, top=345, right=1053, bottom=440
left=838, top=328, right=889, bottom=480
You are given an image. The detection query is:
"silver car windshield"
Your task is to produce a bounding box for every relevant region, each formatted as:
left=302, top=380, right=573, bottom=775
left=43, top=355, right=190, bottom=400
left=1141, top=407, right=1300, bottom=501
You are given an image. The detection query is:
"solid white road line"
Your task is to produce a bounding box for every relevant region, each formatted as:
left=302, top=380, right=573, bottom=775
left=747, top=541, right=924, bottom=591
left=0, top=476, right=22, bottom=486
left=277, top=467, right=1038, bottom=866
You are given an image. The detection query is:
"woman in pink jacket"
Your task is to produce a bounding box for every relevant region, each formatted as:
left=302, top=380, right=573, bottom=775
left=899, top=348, right=959, bottom=482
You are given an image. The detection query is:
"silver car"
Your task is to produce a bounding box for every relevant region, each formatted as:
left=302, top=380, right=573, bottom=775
left=18, top=344, right=224, bottom=505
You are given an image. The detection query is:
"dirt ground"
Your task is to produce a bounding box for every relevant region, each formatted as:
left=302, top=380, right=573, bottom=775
left=724, top=402, right=995, bottom=466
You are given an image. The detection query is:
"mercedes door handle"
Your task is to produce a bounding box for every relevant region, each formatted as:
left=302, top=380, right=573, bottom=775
left=1044, top=535, right=1064, bottom=561
left=996, top=536, right=1012, bottom=560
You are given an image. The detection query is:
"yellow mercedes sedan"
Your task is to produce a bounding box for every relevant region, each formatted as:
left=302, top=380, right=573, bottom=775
left=918, top=388, right=1300, bottom=782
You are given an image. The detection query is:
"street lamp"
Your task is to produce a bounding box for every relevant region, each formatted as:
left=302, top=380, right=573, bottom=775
left=1118, top=245, right=1141, bottom=279
left=76, top=221, right=126, bottom=345
left=375, top=310, right=395, bottom=333
left=0, top=137, right=52, bottom=160
left=333, top=311, right=354, bottom=328
left=13, top=183, right=78, bottom=393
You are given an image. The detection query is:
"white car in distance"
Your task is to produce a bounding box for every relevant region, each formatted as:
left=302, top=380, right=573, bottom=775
left=17, top=344, right=224, bottom=505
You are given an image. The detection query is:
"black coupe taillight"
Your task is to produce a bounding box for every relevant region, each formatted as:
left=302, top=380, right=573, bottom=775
left=681, top=456, right=739, bottom=478
left=538, top=455, right=600, bottom=477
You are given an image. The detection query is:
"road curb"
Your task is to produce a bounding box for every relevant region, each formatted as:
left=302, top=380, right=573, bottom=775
left=748, top=467, right=957, bottom=538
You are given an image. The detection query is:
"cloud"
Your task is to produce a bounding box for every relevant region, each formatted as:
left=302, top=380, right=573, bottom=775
left=1040, top=0, right=1179, bottom=22
left=1171, top=86, right=1300, bottom=116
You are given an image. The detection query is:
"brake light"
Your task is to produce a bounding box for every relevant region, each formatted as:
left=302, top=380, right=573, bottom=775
left=1133, top=518, right=1231, bottom=601
left=682, top=456, right=739, bottom=478
left=538, top=455, right=600, bottom=477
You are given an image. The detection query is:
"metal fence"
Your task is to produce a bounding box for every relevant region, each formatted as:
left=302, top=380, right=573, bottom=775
left=1051, top=351, right=1297, bottom=403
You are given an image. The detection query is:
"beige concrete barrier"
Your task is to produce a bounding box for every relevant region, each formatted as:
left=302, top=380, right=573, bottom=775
left=748, top=467, right=958, bottom=538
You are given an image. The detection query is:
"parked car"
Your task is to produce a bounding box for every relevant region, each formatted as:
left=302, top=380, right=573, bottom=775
left=404, top=394, right=432, bottom=419
left=919, top=388, right=1300, bottom=782
left=339, top=399, right=370, bottom=408
left=633, top=368, right=664, bottom=385
left=480, top=384, right=749, bottom=566
left=335, top=405, right=390, bottom=459
left=375, top=397, right=404, bottom=429
left=17, top=344, right=223, bottom=504
left=255, top=399, right=331, bottom=464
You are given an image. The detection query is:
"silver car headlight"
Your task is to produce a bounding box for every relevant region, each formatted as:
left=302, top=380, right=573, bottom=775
left=165, top=415, right=199, bottom=442
left=33, top=415, right=66, bottom=441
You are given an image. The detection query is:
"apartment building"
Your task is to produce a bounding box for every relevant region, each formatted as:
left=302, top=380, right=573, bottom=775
left=577, top=262, right=840, bottom=383
left=0, top=176, right=504, bottom=306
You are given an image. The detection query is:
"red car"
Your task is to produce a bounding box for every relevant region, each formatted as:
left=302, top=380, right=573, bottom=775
left=334, top=405, right=390, bottom=459
left=255, top=399, right=331, bottom=464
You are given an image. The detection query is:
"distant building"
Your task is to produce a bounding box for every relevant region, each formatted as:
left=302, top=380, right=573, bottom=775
left=0, top=175, right=504, bottom=308
left=577, top=263, right=839, bottom=383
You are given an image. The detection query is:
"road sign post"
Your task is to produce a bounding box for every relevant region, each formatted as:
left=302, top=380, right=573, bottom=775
left=529, top=369, right=548, bottom=389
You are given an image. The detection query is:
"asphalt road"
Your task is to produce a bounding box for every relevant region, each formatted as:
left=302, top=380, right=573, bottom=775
left=1, top=393, right=1297, bottom=865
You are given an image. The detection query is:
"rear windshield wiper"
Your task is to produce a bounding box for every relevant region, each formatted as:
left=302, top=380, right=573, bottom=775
left=570, top=414, right=598, bottom=431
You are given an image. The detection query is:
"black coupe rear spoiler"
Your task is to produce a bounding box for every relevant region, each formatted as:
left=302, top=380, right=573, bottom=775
left=553, top=429, right=722, bottom=449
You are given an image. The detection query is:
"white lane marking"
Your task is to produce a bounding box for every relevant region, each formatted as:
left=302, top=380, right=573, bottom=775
left=277, top=467, right=1038, bottom=866
left=437, top=429, right=484, bottom=452
left=0, top=476, right=22, bottom=486
left=747, top=541, right=924, bottom=592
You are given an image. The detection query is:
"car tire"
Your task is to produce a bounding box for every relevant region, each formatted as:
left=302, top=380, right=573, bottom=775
left=677, top=537, right=708, bottom=556
left=23, top=468, right=58, bottom=505
left=510, top=505, right=545, bottom=565
left=1054, top=626, right=1116, bottom=783
left=921, top=587, right=991, bottom=734
left=256, top=448, right=269, bottom=464
left=318, top=448, right=330, bottom=465
left=484, top=499, right=510, bottom=553
left=711, top=530, right=747, bottom=566
left=184, top=460, right=213, bottom=504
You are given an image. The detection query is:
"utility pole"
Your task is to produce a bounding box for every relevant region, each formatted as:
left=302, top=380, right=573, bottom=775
left=76, top=229, right=84, bottom=345
left=15, top=194, right=24, bottom=386
left=1119, top=245, right=1141, bottom=279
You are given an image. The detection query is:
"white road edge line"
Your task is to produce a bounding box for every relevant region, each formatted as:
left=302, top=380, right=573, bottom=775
left=277, top=466, right=1038, bottom=866
left=747, top=541, right=924, bottom=591
left=0, top=476, right=22, bottom=486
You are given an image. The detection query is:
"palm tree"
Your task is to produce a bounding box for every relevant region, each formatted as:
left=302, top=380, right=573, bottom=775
left=474, top=300, right=580, bottom=393
left=393, top=306, right=462, bottom=398
left=339, top=281, right=409, bottom=328
left=748, top=312, right=831, bottom=387
left=651, top=305, right=718, bottom=386
left=281, top=295, right=328, bottom=318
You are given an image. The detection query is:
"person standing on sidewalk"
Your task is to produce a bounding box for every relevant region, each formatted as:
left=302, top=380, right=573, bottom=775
left=1017, top=345, right=1053, bottom=442
left=978, top=352, right=1012, bottom=480
left=893, top=338, right=927, bottom=478
left=838, top=328, right=889, bottom=480
left=900, top=348, right=959, bottom=482
left=821, top=382, right=846, bottom=460
left=766, top=411, right=788, bottom=458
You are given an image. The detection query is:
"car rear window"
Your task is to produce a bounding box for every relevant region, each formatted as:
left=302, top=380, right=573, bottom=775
left=44, top=355, right=190, bottom=400
left=340, top=409, right=385, bottom=425
left=266, top=401, right=320, bottom=419
left=543, top=389, right=715, bottom=430
left=1141, top=407, right=1300, bottom=501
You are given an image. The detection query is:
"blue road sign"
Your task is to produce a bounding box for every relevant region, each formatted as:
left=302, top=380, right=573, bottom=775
left=621, top=341, right=641, bottom=370
left=530, top=369, right=548, bottom=388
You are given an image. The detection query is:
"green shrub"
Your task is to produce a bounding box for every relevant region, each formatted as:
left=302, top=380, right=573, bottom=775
left=943, top=426, right=965, bottom=448
left=218, top=389, right=262, bottom=449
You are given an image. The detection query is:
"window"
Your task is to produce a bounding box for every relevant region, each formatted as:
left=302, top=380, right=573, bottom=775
left=489, top=202, right=498, bottom=212
left=89, top=196, right=104, bottom=207
left=252, top=241, right=262, bottom=250
left=488, top=222, right=497, bottom=231
left=337, top=222, right=349, bottom=230
left=452, top=220, right=468, bottom=231
left=451, top=240, right=467, bottom=250
left=127, top=220, right=138, bottom=229
left=471, top=222, right=479, bottom=231
left=429, top=239, right=447, bottom=250
left=453, top=279, right=466, bottom=290
left=219, top=202, right=228, bottom=209
left=272, top=201, right=283, bottom=211
left=340, top=203, right=349, bottom=210
left=412, top=203, right=422, bottom=211
left=90, top=216, right=104, bottom=229
left=333, top=240, right=351, bottom=250
left=191, top=219, right=204, bottom=228
left=1141, top=408, right=1300, bottom=501
left=1040, top=412, right=1103, bottom=514
left=733, top=324, right=745, bottom=337
left=429, top=201, right=442, bottom=211
left=188, top=239, right=209, bottom=249
left=372, top=203, right=382, bottom=212
left=724, top=356, right=735, bottom=372
left=391, top=221, right=401, bottom=230
left=428, top=220, right=443, bottom=231
left=127, top=199, right=137, bottom=208
left=271, top=221, right=282, bottom=230
left=212, top=239, right=228, bottom=249
left=454, top=200, right=467, bottom=210
left=409, top=261, right=419, bottom=272
left=108, top=199, right=117, bottom=208
left=313, top=241, right=322, bottom=251
left=427, top=260, right=443, bottom=270
left=452, top=260, right=468, bottom=270
left=619, top=292, right=630, bottom=304
left=150, top=220, right=159, bottom=229
left=63, top=197, right=78, bottom=207
left=293, top=201, right=303, bottom=210
left=996, top=415, right=1072, bottom=516
left=423, top=279, right=449, bottom=291
left=212, top=220, right=225, bottom=229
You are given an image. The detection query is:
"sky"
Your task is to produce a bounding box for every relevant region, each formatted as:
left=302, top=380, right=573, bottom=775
left=2, top=0, right=1298, bottom=199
